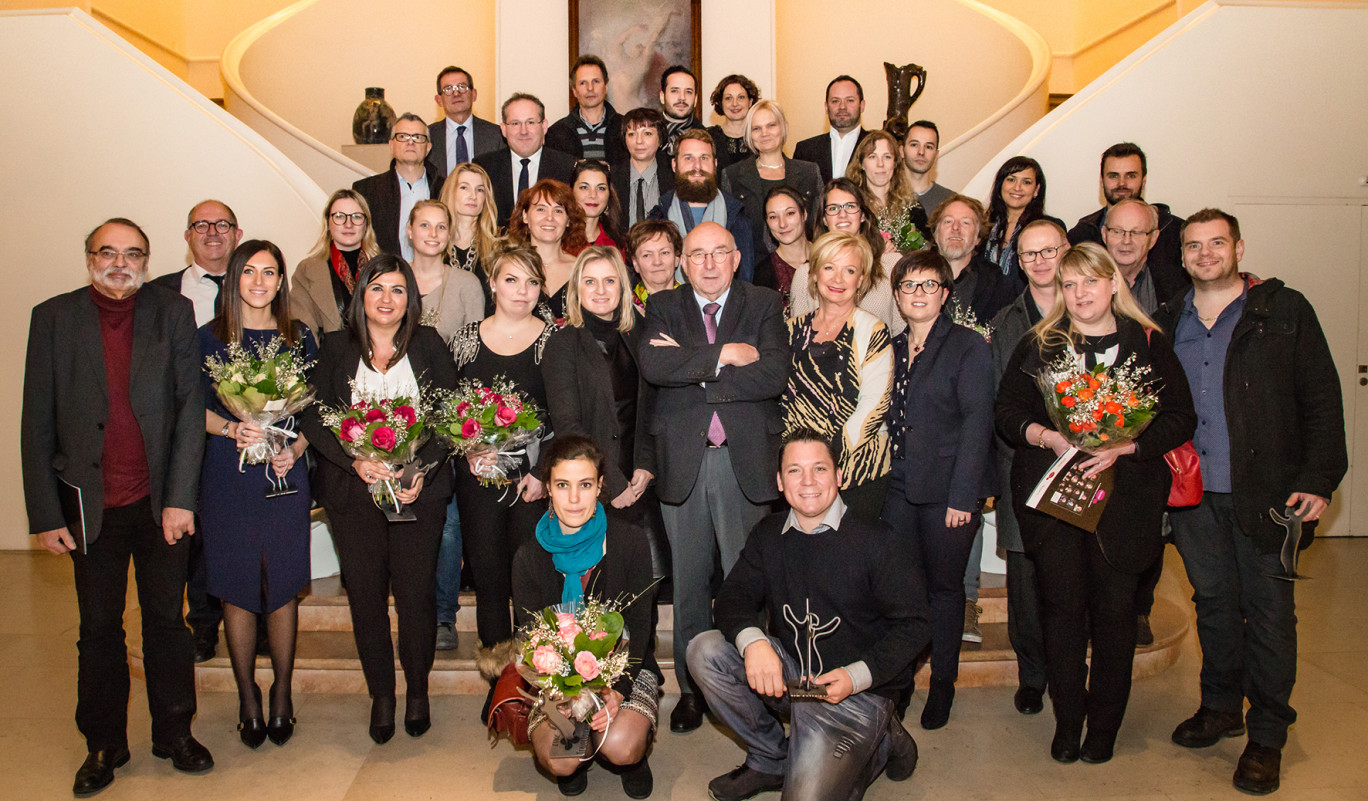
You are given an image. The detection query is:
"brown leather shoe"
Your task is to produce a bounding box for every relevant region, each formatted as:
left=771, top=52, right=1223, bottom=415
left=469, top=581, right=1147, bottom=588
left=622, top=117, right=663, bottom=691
left=1233, top=741, right=1281, bottom=795
left=1172, top=706, right=1245, bottom=748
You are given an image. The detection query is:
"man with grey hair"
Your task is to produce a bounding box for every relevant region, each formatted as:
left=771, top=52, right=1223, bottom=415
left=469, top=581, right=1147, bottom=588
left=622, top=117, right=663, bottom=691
left=474, top=93, right=577, bottom=227
left=353, top=112, right=445, bottom=259
left=1102, top=198, right=1164, bottom=315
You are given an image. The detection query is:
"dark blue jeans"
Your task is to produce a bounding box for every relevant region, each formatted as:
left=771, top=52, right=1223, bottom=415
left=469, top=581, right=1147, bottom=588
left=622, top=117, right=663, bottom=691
left=688, top=630, right=894, bottom=801
left=435, top=486, right=462, bottom=626
left=1170, top=492, right=1297, bottom=748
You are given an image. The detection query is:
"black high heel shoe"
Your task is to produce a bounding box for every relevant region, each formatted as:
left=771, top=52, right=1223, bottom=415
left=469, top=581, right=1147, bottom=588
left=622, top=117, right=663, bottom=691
left=266, top=683, right=295, bottom=745
left=370, top=695, right=396, bottom=744
left=404, top=694, right=431, bottom=738
left=239, top=684, right=267, bottom=749
left=1051, top=726, right=1081, bottom=764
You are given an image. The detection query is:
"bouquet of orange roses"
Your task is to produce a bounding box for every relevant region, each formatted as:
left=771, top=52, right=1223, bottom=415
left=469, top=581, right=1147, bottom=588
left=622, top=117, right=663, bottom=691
left=1036, top=351, right=1159, bottom=451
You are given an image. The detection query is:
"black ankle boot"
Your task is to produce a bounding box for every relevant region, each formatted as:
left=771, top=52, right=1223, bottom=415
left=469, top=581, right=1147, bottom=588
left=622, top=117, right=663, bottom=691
left=369, top=695, right=396, bottom=744
left=920, top=678, right=955, bottom=730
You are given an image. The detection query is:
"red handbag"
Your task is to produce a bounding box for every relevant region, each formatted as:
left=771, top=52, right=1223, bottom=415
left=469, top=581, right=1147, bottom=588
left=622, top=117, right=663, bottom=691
left=1164, top=440, right=1203, bottom=507
left=485, top=662, right=534, bottom=746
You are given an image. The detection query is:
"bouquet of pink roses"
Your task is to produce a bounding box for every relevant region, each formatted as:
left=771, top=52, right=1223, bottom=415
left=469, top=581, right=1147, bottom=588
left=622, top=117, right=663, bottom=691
left=517, top=599, right=630, bottom=724
left=434, top=376, right=543, bottom=488
left=318, top=382, right=435, bottom=516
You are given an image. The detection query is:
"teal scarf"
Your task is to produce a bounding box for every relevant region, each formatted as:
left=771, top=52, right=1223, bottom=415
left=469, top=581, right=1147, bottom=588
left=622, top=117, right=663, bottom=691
left=535, top=503, right=607, bottom=605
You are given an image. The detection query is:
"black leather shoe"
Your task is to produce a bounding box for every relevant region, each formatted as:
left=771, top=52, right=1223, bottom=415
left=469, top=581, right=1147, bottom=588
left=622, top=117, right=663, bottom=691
left=621, top=757, right=653, bottom=799
left=920, top=678, right=955, bottom=730
left=151, top=735, right=213, bottom=774
left=1080, top=729, right=1116, bottom=764
left=369, top=695, right=396, bottom=744
left=1233, top=741, right=1281, bottom=795
left=885, top=717, right=919, bottom=781
left=404, top=694, right=431, bottom=738
left=238, top=717, right=267, bottom=749
left=266, top=716, right=295, bottom=746
left=1172, top=707, right=1245, bottom=748
left=1135, top=614, right=1155, bottom=647
left=1014, top=686, right=1044, bottom=715
left=192, top=627, right=218, bottom=663
left=73, top=747, right=129, bottom=797
left=557, top=765, right=589, bottom=796
left=670, top=693, right=705, bottom=733
left=707, top=764, right=784, bottom=801
left=1051, top=728, right=1081, bottom=764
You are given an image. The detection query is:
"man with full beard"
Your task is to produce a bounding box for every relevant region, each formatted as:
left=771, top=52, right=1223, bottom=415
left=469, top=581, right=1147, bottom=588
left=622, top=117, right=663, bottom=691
left=648, top=129, right=755, bottom=281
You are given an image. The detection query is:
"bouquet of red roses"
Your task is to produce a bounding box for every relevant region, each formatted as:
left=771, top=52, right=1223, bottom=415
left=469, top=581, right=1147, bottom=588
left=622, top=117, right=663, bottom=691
left=434, top=376, right=543, bottom=488
left=319, top=382, right=435, bottom=515
left=1036, top=351, right=1159, bottom=450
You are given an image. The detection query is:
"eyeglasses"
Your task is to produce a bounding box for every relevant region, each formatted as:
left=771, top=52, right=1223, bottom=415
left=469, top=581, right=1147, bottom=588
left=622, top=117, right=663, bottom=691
left=392, top=132, right=430, bottom=144
left=1103, top=226, right=1154, bottom=241
left=188, top=219, right=235, bottom=235
left=1018, top=246, right=1061, bottom=263
left=896, top=279, right=943, bottom=294
left=439, top=83, right=472, bottom=95
left=684, top=247, right=735, bottom=266
left=824, top=202, right=861, bottom=216
left=330, top=211, right=367, bottom=226
left=88, top=247, right=147, bottom=265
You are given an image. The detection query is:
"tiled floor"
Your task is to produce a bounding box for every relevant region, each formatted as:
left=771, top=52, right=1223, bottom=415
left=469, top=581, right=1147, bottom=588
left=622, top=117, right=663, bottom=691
left=2, top=539, right=1366, bottom=800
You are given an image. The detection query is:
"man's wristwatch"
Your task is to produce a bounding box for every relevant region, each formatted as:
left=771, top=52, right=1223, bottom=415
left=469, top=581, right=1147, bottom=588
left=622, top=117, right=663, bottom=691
left=221, top=421, right=233, bottom=438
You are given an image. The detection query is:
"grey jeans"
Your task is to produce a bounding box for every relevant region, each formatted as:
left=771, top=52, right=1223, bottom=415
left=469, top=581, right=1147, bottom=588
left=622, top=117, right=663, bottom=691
left=688, top=630, right=894, bottom=801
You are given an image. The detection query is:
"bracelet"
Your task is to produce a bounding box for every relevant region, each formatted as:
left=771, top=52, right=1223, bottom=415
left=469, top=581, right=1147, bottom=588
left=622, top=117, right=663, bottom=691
left=221, top=420, right=232, bottom=438
left=1037, top=428, right=1048, bottom=449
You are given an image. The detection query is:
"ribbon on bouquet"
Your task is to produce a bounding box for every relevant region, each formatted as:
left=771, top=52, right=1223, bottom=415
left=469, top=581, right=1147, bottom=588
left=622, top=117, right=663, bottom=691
left=483, top=446, right=528, bottom=504
left=237, top=417, right=300, bottom=493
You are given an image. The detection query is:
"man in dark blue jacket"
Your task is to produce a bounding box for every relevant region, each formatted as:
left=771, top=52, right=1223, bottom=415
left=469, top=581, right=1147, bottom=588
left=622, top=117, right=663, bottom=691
left=1155, top=208, right=1346, bottom=796
left=649, top=129, right=754, bottom=281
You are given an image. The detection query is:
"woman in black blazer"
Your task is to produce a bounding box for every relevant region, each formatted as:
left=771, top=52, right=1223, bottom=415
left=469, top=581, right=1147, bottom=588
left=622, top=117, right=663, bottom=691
left=881, top=250, right=995, bottom=731
left=542, top=246, right=666, bottom=582
left=298, top=255, right=457, bottom=745
left=721, top=100, right=823, bottom=262
left=995, top=243, right=1195, bottom=764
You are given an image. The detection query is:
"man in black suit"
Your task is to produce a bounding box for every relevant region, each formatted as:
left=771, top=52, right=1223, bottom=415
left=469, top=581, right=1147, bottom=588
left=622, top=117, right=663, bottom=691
left=638, top=221, right=788, bottom=733
left=428, top=65, right=505, bottom=178
left=1067, top=142, right=1189, bottom=302
left=148, top=199, right=241, bottom=663
left=612, top=107, right=674, bottom=227
left=792, top=75, right=870, bottom=184
left=352, top=113, right=445, bottom=260
left=473, top=93, right=577, bottom=228
left=659, top=65, right=705, bottom=155
left=647, top=130, right=755, bottom=281
left=22, top=219, right=211, bottom=795
left=545, top=54, right=626, bottom=163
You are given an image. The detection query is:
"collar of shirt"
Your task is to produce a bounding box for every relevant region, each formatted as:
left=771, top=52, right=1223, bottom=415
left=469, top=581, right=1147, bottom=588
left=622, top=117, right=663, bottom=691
left=694, top=286, right=731, bottom=317
left=782, top=494, right=848, bottom=535
left=1179, top=275, right=1251, bottom=322
left=630, top=160, right=658, bottom=183
left=512, top=148, right=543, bottom=187
left=829, top=126, right=862, bottom=171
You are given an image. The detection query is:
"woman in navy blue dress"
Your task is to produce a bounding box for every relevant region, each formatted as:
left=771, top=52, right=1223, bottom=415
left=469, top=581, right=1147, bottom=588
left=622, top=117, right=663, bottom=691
left=199, top=240, right=317, bottom=749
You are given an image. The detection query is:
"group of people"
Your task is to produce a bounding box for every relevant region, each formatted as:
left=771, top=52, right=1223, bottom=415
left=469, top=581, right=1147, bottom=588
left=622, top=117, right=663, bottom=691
left=21, top=54, right=1346, bottom=801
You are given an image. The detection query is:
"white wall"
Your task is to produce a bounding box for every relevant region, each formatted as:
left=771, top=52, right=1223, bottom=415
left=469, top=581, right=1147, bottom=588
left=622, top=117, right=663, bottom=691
left=0, top=9, right=327, bottom=549
left=963, top=1, right=1368, bottom=535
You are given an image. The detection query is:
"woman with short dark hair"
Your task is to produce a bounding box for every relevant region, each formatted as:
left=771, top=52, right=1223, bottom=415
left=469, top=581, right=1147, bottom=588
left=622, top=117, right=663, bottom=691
left=706, top=73, right=760, bottom=171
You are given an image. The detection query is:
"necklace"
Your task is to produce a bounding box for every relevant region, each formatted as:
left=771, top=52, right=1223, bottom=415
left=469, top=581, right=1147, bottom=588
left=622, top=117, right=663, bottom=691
left=1197, top=313, right=1218, bottom=323
left=757, top=159, right=783, bottom=169
left=813, top=309, right=851, bottom=340
left=911, top=341, right=925, bottom=354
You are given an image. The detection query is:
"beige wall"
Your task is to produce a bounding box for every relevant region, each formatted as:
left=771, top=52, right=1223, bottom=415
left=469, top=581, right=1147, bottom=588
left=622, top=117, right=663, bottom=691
left=963, top=1, right=1368, bottom=536
left=1, top=9, right=327, bottom=549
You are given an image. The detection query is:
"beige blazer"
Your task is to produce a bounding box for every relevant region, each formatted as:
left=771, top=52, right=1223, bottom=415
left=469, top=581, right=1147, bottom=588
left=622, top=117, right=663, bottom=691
left=291, top=255, right=344, bottom=338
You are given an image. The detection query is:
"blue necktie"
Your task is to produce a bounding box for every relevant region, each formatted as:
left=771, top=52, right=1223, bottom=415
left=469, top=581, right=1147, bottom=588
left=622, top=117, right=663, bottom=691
left=455, top=124, right=469, bottom=166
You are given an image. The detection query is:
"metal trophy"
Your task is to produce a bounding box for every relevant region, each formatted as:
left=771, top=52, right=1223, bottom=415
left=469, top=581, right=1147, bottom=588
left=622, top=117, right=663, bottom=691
left=783, top=600, right=841, bottom=699
left=1267, top=506, right=1311, bottom=581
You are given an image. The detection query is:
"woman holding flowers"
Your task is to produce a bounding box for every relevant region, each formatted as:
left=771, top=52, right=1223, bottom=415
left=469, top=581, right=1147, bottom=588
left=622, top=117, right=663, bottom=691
left=298, top=254, right=457, bottom=745
left=845, top=130, right=930, bottom=251
left=511, top=435, right=658, bottom=798
left=995, top=242, right=1195, bottom=764
left=200, top=240, right=316, bottom=748
left=449, top=247, right=556, bottom=680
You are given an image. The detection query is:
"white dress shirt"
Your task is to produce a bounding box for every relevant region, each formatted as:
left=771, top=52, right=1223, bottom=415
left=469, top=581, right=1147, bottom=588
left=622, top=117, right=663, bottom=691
left=829, top=128, right=863, bottom=178
left=396, top=171, right=429, bottom=263
left=510, top=148, right=544, bottom=198
left=179, top=262, right=223, bottom=326
left=444, top=116, right=473, bottom=176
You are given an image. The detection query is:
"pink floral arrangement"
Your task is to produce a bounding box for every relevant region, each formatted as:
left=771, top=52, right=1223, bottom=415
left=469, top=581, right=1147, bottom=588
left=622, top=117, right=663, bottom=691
left=318, top=382, right=434, bottom=511
left=434, top=376, right=543, bottom=487
left=517, top=600, right=630, bottom=723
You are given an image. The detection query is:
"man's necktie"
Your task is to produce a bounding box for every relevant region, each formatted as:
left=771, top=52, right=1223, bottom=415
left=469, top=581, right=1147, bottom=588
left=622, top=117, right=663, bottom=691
left=518, top=157, right=531, bottom=199
left=703, top=302, right=726, bottom=446
left=455, top=125, right=469, bottom=166
left=635, top=177, right=646, bottom=223
left=207, top=273, right=224, bottom=315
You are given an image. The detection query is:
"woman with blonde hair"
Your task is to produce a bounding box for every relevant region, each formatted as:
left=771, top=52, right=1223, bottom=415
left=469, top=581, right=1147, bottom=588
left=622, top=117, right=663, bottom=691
left=780, top=230, right=893, bottom=521
left=438, top=162, right=502, bottom=316
left=793, top=179, right=903, bottom=335
left=404, top=199, right=484, bottom=341
left=506, top=179, right=588, bottom=320
left=721, top=99, right=822, bottom=260
left=996, top=242, right=1195, bottom=763
left=846, top=130, right=930, bottom=250
left=291, top=188, right=381, bottom=336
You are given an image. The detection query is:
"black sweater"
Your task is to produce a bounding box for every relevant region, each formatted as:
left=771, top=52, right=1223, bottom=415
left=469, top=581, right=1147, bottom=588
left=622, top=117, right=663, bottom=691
left=714, top=511, right=930, bottom=700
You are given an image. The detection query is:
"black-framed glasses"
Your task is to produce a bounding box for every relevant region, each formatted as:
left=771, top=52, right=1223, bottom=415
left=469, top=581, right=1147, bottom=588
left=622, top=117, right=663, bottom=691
left=1018, top=246, right=1060, bottom=263
left=684, top=247, right=735, bottom=266
left=824, top=202, right=861, bottom=216
left=88, top=247, right=147, bottom=265
left=1103, top=225, right=1154, bottom=240
left=392, top=132, right=430, bottom=144
left=439, top=83, right=472, bottom=95
left=188, top=219, right=235, bottom=235
left=330, top=211, right=367, bottom=226
left=896, top=279, right=943, bottom=294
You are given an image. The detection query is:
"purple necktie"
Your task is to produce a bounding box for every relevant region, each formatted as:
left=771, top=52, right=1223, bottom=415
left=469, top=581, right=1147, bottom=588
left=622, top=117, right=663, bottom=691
left=704, top=302, right=726, bottom=446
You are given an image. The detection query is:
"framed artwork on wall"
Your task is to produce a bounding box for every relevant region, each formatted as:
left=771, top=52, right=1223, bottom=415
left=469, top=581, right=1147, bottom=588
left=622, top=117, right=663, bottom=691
left=569, top=0, right=701, bottom=112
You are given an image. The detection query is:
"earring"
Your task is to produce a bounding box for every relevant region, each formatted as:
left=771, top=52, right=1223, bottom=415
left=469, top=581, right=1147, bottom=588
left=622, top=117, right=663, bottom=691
left=548, top=508, right=556, bottom=520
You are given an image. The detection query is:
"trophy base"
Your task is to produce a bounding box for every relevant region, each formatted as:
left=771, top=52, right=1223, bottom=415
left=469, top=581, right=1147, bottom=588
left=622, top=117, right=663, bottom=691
left=786, top=680, right=828, bottom=700
left=548, top=721, right=591, bottom=758
left=381, top=504, right=417, bottom=523
left=264, top=481, right=298, bottom=499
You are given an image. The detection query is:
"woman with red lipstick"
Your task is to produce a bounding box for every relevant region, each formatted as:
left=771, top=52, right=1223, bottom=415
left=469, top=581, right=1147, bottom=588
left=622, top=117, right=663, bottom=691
left=996, top=243, right=1195, bottom=764
left=755, top=186, right=810, bottom=312
left=507, top=179, right=587, bottom=321
left=571, top=159, right=626, bottom=255
left=511, top=435, right=659, bottom=797
left=780, top=231, right=893, bottom=523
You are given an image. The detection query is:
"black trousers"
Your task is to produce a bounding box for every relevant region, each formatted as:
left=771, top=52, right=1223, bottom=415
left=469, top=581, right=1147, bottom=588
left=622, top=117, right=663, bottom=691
left=1025, top=519, right=1141, bottom=735
left=184, top=514, right=222, bottom=633
left=1006, top=550, right=1047, bottom=692
left=454, top=469, right=543, bottom=648
left=326, top=484, right=446, bottom=698
left=70, top=497, right=196, bottom=751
